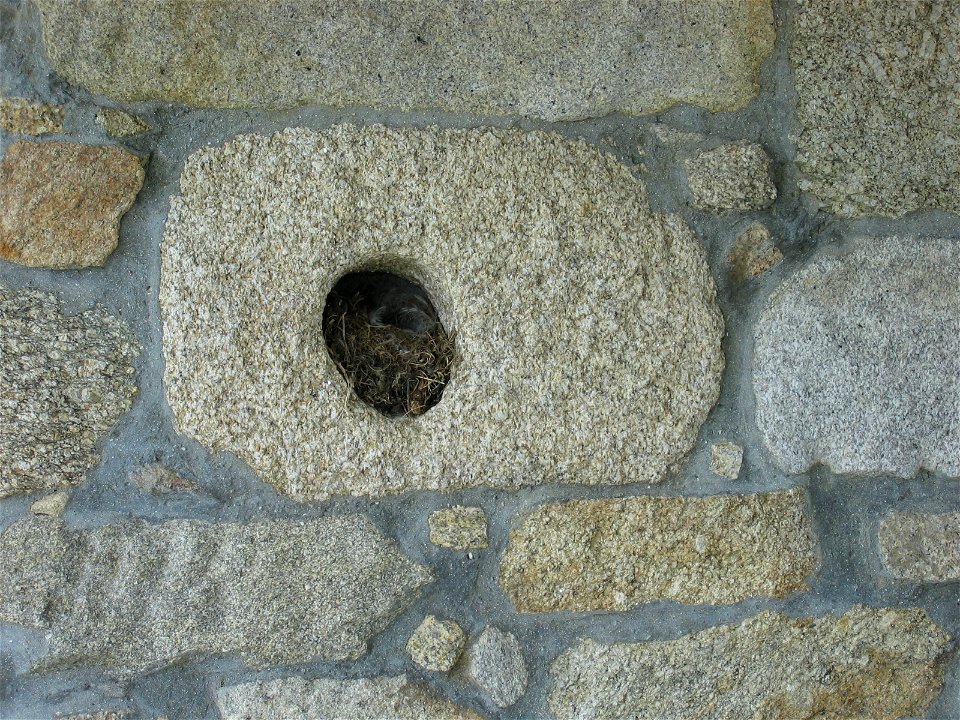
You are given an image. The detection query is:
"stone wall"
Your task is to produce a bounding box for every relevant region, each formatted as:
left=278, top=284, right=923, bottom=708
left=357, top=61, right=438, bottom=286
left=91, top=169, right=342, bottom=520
left=1, top=1, right=958, bottom=718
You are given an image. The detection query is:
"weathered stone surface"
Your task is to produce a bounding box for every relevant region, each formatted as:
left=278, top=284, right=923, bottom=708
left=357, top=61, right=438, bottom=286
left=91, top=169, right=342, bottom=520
left=754, top=238, right=960, bottom=477
left=879, top=512, right=960, bottom=582
left=96, top=108, right=150, bottom=138
left=791, top=0, right=960, bottom=217
left=406, top=615, right=466, bottom=672
left=429, top=506, right=488, bottom=550
left=30, top=490, right=70, bottom=517
left=0, top=141, right=145, bottom=268
left=710, top=442, right=743, bottom=480
left=0, top=97, right=64, bottom=135
left=217, top=674, right=482, bottom=720
left=161, top=126, right=723, bottom=501
left=685, top=143, right=776, bottom=212
left=500, top=488, right=816, bottom=612
left=0, top=515, right=431, bottom=673
left=128, top=463, right=198, bottom=495
left=35, top=0, right=774, bottom=121
left=467, top=627, right=528, bottom=709
left=0, top=289, right=138, bottom=498
left=728, top=222, right=782, bottom=282
left=550, top=606, right=950, bottom=720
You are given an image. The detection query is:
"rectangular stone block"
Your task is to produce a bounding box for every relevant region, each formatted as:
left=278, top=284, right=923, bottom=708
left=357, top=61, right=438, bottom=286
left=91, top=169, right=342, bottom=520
left=879, top=512, right=960, bottom=582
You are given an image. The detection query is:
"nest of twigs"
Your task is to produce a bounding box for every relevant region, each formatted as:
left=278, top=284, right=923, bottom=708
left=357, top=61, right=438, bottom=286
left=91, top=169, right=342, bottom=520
left=323, top=272, right=454, bottom=417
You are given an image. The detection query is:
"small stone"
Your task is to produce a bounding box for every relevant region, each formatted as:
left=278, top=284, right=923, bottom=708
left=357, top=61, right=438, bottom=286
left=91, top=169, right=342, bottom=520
left=500, top=488, right=816, bottom=611
left=30, top=491, right=70, bottom=517
left=0, top=289, right=139, bottom=498
left=878, top=512, right=960, bottom=582
left=550, top=606, right=950, bottom=720
left=406, top=615, right=466, bottom=672
left=729, top=222, right=783, bottom=282
left=128, top=464, right=198, bottom=495
left=0, top=141, right=145, bottom=268
left=217, top=674, right=482, bottom=720
left=0, top=97, right=64, bottom=135
left=685, top=143, right=777, bottom=212
left=96, top=108, right=150, bottom=138
left=429, top=506, right=488, bottom=550
left=710, top=442, right=744, bottom=479
left=466, top=627, right=528, bottom=709
left=55, top=713, right=128, bottom=720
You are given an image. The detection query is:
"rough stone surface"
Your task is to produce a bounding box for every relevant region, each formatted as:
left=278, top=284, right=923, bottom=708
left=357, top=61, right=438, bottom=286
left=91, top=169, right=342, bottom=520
left=0, top=515, right=431, bottom=673
left=429, top=506, right=488, bottom=550
left=500, top=488, right=816, bottom=611
left=217, top=674, right=482, bottom=720
left=791, top=0, right=960, bottom=217
left=879, top=512, right=960, bottom=582
left=95, top=108, right=150, bottom=138
left=710, top=442, right=744, bottom=479
left=30, top=490, right=70, bottom=517
left=754, top=238, right=960, bottom=478
left=406, top=615, right=466, bottom=672
left=550, top=606, right=951, bottom=720
left=728, top=222, right=782, bottom=282
left=685, top=143, right=776, bottom=212
left=466, top=627, right=528, bottom=709
left=0, top=96, right=64, bottom=135
left=161, top=125, right=723, bottom=501
left=128, top=463, right=198, bottom=495
left=0, top=288, right=139, bottom=498
left=0, top=141, right=145, bottom=268
left=35, top=0, right=774, bottom=121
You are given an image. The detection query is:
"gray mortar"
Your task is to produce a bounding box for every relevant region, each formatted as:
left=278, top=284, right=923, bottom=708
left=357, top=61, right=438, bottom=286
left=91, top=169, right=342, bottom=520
left=1, top=0, right=958, bottom=718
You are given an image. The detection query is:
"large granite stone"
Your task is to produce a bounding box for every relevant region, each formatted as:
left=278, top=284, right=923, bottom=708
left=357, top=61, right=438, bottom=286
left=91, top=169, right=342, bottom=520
left=500, top=488, right=816, bottom=612
left=35, top=0, right=774, bottom=121
left=161, top=125, right=723, bottom=501
left=0, top=141, right=145, bottom=268
left=550, top=606, right=951, bottom=720
left=791, top=0, right=959, bottom=217
left=878, top=512, right=960, bottom=582
left=0, top=289, right=139, bottom=498
left=753, top=238, right=960, bottom=477
left=217, top=675, right=482, bottom=720
left=0, top=97, right=64, bottom=135
left=0, top=515, right=431, bottom=673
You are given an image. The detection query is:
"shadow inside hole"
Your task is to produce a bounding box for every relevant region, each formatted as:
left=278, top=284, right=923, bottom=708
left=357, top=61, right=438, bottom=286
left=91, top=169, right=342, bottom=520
left=322, top=271, right=454, bottom=417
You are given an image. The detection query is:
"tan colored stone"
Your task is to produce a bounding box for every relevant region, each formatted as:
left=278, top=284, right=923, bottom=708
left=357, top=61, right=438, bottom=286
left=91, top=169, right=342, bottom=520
left=0, top=97, right=64, bottom=135
left=728, top=222, right=782, bottom=282
left=500, top=488, right=816, bottom=612
left=710, top=442, right=744, bottom=479
left=429, top=506, right=488, bottom=550
left=550, top=606, right=950, bottom=720
left=128, top=464, right=198, bottom=495
left=96, top=108, right=150, bottom=138
left=685, top=143, right=776, bottom=212
left=0, top=141, right=145, bottom=268
left=879, top=512, right=960, bottom=582
left=30, top=491, right=70, bottom=517
left=406, top=615, right=466, bottom=672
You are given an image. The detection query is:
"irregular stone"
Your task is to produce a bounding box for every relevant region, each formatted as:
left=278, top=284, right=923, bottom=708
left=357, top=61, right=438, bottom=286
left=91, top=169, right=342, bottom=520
left=879, top=512, right=960, bottom=582
left=792, top=0, right=959, bottom=217
left=429, top=506, right=488, bottom=550
left=754, top=238, right=960, bottom=477
left=55, top=713, right=128, bottom=720
left=128, top=463, right=198, bottom=495
left=0, top=141, right=145, bottom=268
left=30, top=491, right=70, bottom=517
left=466, top=627, right=528, bottom=709
left=710, top=442, right=743, bottom=479
left=406, top=615, right=466, bottom=672
left=728, top=222, right=782, bottom=282
left=217, top=674, right=482, bottom=720
left=500, top=488, right=816, bottom=611
left=550, top=606, right=950, bottom=720
left=35, top=0, right=774, bottom=121
left=0, top=97, right=64, bottom=135
left=0, top=289, right=139, bottom=498
left=161, top=126, right=723, bottom=501
left=96, top=108, right=150, bottom=138
left=685, top=143, right=776, bottom=212
left=0, top=515, right=431, bottom=673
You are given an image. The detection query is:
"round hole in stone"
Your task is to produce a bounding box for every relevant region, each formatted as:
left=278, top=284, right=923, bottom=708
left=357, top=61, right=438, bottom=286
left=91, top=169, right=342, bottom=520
left=322, top=271, right=454, bottom=417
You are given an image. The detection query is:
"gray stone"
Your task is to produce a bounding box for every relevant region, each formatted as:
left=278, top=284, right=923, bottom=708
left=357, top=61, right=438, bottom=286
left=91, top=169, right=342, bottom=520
left=791, top=0, right=960, bottom=217
left=0, top=515, right=431, bottom=673
left=217, top=674, right=483, bottom=720
left=406, top=615, right=466, bottom=672
left=35, top=0, right=774, bottom=121
left=0, top=289, right=139, bottom=498
left=466, top=627, right=528, bottom=709
left=754, top=238, right=960, bottom=478
left=96, top=108, right=150, bottom=138
left=429, top=506, right=488, bottom=550
left=685, top=143, right=776, bottom=212
left=30, top=490, right=70, bottom=517
left=160, top=125, right=724, bottom=501
left=500, top=488, right=816, bottom=611
left=710, top=442, right=744, bottom=479
left=0, top=96, right=64, bottom=135
left=879, top=512, right=960, bottom=582
left=728, top=222, right=782, bottom=282
left=550, top=606, right=951, bottom=720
